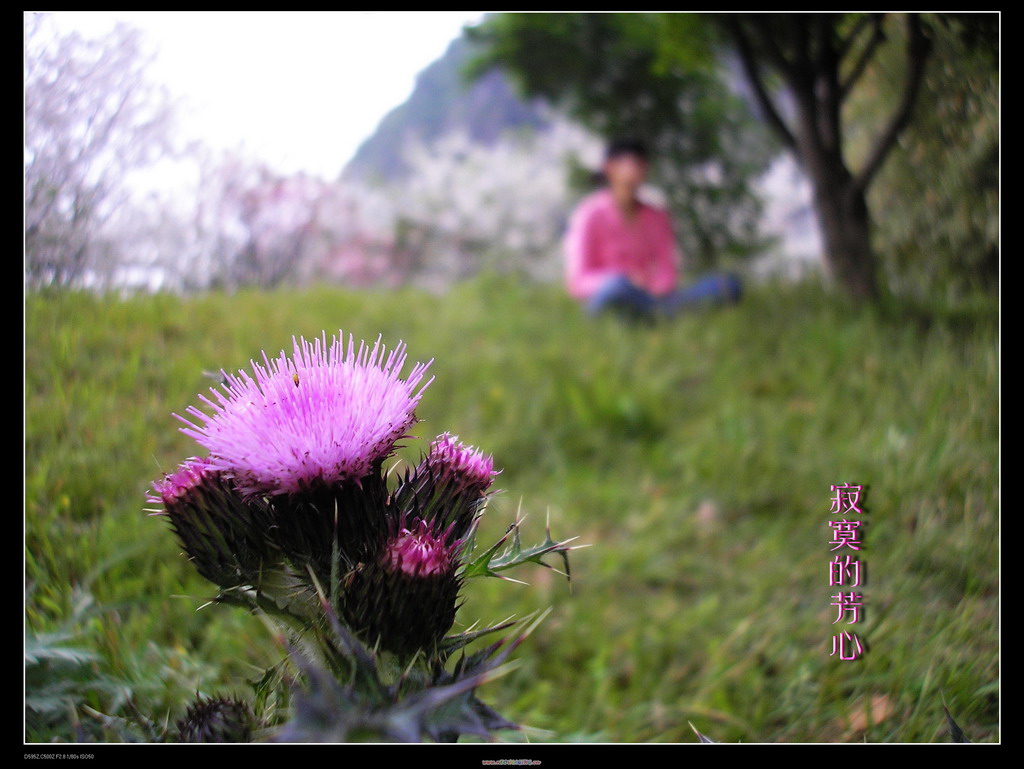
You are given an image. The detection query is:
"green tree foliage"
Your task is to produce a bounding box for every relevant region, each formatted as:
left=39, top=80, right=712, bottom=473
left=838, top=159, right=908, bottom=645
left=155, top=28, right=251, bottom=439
left=845, top=15, right=998, bottom=301
left=467, top=13, right=777, bottom=270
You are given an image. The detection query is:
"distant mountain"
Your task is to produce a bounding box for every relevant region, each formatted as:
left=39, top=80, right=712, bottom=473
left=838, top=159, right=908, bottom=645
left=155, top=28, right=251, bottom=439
left=341, top=35, right=552, bottom=183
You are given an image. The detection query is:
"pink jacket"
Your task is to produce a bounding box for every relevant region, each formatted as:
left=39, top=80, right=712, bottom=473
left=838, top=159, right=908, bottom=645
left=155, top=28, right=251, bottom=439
left=564, top=189, right=680, bottom=300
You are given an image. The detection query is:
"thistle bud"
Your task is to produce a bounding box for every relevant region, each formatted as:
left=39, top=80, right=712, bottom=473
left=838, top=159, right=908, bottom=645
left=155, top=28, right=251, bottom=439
left=426, top=432, right=498, bottom=500
left=176, top=695, right=258, bottom=743
left=149, top=457, right=274, bottom=589
left=390, top=434, right=499, bottom=545
left=340, top=519, right=462, bottom=658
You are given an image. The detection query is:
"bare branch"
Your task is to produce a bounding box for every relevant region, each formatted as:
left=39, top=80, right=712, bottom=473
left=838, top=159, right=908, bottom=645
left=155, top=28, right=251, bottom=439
left=840, top=14, right=887, bottom=102
left=836, top=13, right=873, bottom=60
left=24, top=16, right=177, bottom=288
left=790, top=15, right=813, bottom=78
left=854, top=14, right=932, bottom=194
left=722, top=17, right=796, bottom=151
left=812, top=17, right=842, bottom=153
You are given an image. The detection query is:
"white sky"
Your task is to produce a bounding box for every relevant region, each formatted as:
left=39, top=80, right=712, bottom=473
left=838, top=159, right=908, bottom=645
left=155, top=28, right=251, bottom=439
left=32, top=11, right=487, bottom=181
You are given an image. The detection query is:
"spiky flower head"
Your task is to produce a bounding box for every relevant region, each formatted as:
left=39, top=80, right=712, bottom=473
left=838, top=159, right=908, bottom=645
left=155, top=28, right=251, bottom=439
left=383, top=518, right=461, bottom=577
left=176, top=333, right=432, bottom=498
left=149, top=457, right=275, bottom=588
left=341, top=518, right=462, bottom=658
left=425, top=433, right=498, bottom=499
left=388, top=434, right=498, bottom=547
left=176, top=695, right=259, bottom=743
left=148, top=455, right=215, bottom=509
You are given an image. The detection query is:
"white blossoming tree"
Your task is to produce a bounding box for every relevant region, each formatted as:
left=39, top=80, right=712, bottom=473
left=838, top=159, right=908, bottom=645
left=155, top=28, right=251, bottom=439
left=24, top=15, right=179, bottom=289
left=359, top=118, right=605, bottom=288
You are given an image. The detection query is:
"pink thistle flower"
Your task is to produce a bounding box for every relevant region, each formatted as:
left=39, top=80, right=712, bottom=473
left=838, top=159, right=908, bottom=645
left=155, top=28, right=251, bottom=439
left=341, top=516, right=463, bottom=657
left=147, top=456, right=214, bottom=510
left=382, top=519, right=460, bottom=578
left=148, top=456, right=275, bottom=588
left=387, top=434, right=498, bottom=546
left=425, top=433, right=498, bottom=497
left=176, top=333, right=432, bottom=498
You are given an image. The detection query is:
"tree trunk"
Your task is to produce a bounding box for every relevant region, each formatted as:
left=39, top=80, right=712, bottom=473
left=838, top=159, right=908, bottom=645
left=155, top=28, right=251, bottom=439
left=721, top=13, right=932, bottom=302
left=805, top=153, right=878, bottom=301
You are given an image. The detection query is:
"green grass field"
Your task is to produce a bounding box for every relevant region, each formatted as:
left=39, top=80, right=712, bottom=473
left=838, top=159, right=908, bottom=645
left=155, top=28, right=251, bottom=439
left=25, top=276, right=999, bottom=743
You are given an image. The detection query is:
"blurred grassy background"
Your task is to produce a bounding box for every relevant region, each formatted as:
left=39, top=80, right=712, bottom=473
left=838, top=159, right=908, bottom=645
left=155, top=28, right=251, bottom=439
left=25, top=276, right=998, bottom=742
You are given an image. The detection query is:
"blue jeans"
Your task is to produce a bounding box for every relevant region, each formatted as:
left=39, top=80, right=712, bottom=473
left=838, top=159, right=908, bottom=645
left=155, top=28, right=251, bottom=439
left=587, top=273, right=742, bottom=319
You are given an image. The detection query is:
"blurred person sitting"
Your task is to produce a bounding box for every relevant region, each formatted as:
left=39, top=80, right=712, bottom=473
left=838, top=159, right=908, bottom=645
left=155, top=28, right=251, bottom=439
left=565, top=138, right=741, bottom=320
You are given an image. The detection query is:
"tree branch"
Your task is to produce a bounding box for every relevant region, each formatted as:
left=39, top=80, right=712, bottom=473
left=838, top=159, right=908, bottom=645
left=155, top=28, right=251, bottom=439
left=854, top=14, right=931, bottom=194
left=812, top=16, right=842, bottom=153
left=840, top=14, right=887, bottom=103
left=837, top=13, right=873, bottom=60
left=763, top=16, right=807, bottom=84
left=790, top=15, right=813, bottom=77
left=722, top=17, right=796, bottom=151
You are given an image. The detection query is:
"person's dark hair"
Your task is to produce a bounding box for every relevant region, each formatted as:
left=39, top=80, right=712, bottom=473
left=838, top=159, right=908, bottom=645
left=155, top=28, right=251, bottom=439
left=604, top=138, right=649, bottom=162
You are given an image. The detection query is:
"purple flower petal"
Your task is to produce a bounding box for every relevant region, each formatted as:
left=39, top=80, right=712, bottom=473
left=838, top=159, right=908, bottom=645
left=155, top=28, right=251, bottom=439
left=148, top=456, right=214, bottom=508
left=176, top=332, right=432, bottom=497
left=427, top=432, right=498, bottom=496
left=382, top=519, right=458, bottom=577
